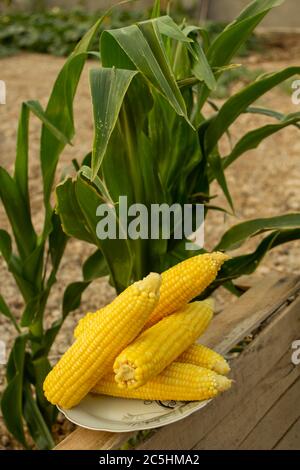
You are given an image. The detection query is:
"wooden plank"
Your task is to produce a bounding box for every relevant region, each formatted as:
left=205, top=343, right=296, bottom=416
left=275, top=418, right=300, bottom=450
left=193, top=348, right=300, bottom=449
left=238, top=378, right=300, bottom=450
left=139, top=286, right=300, bottom=450
left=55, top=428, right=134, bottom=451
left=55, top=274, right=300, bottom=450
left=201, top=274, right=300, bottom=354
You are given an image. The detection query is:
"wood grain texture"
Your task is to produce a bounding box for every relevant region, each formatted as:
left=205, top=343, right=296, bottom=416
left=55, top=427, right=134, bottom=451
left=140, top=279, right=300, bottom=450
left=55, top=274, right=300, bottom=450
left=275, top=418, right=300, bottom=450
left=239, top=378, right=300, bottom=450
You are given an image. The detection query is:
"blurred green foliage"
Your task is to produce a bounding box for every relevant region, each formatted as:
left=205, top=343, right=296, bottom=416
left=0, top=8, right=144, bottom=57
left=0, top=8, right=263, bottom=58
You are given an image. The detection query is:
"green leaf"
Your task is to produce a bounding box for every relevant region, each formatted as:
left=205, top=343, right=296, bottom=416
left=49, top=211, right=68, bottom=273
left=215, top=213, right=300, bottom=251
left=0, top=294, right=20, bottom=332
left=27, top=100, right=70, bottom=145
left=75, top=175, right=133, bottom=292
left=207, top=0, right=284, bottom=67
left=1, top=335, right=28, bottom=448
left=0, top=167, right=37, bottom=259
left=56, top=177, right=95, bottom=243
left=40, top=13, right=107, bottom=235
left=154, top=16, right=192, bottom=43
left=62, top=281, right=90, bottom=318
left=151, top=0, right=160, bottom=18
left=90, top=67, right=138, bottom=178
left=222, top=112, right=300, bottom=170
left=82, top=249, right=109, bottom=281
left=0, top=229, right=12, bottom=262
left=31, top=357, right=57, bottom=426
left=23, top=381, right=55, bottom=450
left=208, top=150, right=234, bottom=211
left=101, top=21, right=190, bottom=124
left=205, top=66, right=300, bottom=155
left=218, top=229, right=300, bottom=282
left=14, top=103, right=30, bottom=211
left=191, top=42, right=217, bottom=91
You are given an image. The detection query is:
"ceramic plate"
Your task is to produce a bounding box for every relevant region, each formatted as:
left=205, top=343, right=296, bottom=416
left=58, top=394, right=211, bottom=432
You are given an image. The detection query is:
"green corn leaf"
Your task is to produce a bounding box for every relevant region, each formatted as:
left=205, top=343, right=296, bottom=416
left=0, top=229, right=12, bottom=263
left=40, top=13, right=108, bottom=236
left=191, top=42, right=216, bottom=91
left=90, top=67, right=138, bottom=178
left=205, top=66, right=300, bottom=155
left=31, top=357, right=57, bottom=426
left=49, top=211, right=68, bottom=273
left=101, top=21, right=190, bottom=124
left=0, top=294, right=20, bottom=332
left=219, top=229, right=300, bottom=282
left=153, top=16, right=192, bottom=43
left=23, top=381, right=55, bottom=450
left=151, top=0, right=160, bottom=18
left=183, top=25, right=211, bottom=52
left=222, top=112, right=300, bottom=171
left=215, top=213, right=300, bottom=251
left=202, top=228, right=300, bottom=297
left=1, top=335, right=28, bottom=448
left=82, top=249, right=109, bottom=281
left=207, top=0, right=284, bottom=67
left=0, top=230, right=36, bottom=302
left=0, top=167, right=37, bottom=259
left=246, top=106, right=286, bottom=120
left=14, top=103, right=30, bottom=211
left=56, top=177, right=95, bottom=244
left=208, top=151, right=234, bottom=212
left=75, top=175, right=133, bottom=292
left=62, top=281, right=90, bottom=318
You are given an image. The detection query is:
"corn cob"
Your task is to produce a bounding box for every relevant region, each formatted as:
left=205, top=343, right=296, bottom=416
left=43, top=273, right=161, bottom=409
left=114, top=299, right=213, bottom=389
left=93, top=363, right=232, bottom=401
left=74, top=251, right=228, bottom=337
left=177, top=344, right=230, bottom=375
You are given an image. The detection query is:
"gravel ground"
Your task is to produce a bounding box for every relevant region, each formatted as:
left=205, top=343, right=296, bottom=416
left=0, top=45, right=300, bottom=449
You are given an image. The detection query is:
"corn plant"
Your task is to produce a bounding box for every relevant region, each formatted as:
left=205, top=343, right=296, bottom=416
left=0, top=11, right=110, bottom=450
left=56, top=0, right=300, bottom=296
left=1, top=0, right=300, bottom=450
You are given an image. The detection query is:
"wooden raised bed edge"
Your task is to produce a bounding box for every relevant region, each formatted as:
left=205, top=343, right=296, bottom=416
left=55, top=273, right=300, bottom=450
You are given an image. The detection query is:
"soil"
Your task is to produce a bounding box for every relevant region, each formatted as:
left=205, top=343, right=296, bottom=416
left=0, top=39, right=300, bottom=449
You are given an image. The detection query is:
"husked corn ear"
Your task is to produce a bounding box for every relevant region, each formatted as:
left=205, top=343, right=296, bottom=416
left=93, top=363, right=232, bottom=401
left=74, top=252, right=228, bottom=336
left=114, top=299, right=213, bottom=389
left=43, top=273, right=161, bottom=409
left=178, top=344, right=230, bottom=375
left=74, top=310, right=101, bottom=339
left=145, top=252, right=228, bottom=328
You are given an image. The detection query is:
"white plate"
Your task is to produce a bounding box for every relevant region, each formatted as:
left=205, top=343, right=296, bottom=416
left=58, top=394, right=211, bottom=432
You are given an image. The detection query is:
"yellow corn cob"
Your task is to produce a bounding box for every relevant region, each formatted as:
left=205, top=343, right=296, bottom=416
left=93, top=363, right=232, bottom=401
left=74, top=251, right=228, bottom=336
left=114, top=299, right=213, bottom=389
left=43, top=273, right=161, bottom=409
left=177, top=344, right=230, bottom=375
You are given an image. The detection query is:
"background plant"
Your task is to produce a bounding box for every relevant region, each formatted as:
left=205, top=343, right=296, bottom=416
left=0, top=6, right=262, bottom=58
left=56, top=0, right=300, bottom=296
left=0, top=0, right=300, bottom=450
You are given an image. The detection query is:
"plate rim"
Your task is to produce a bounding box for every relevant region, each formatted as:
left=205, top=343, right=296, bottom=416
left=58, top=396, right=211, bottom=433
